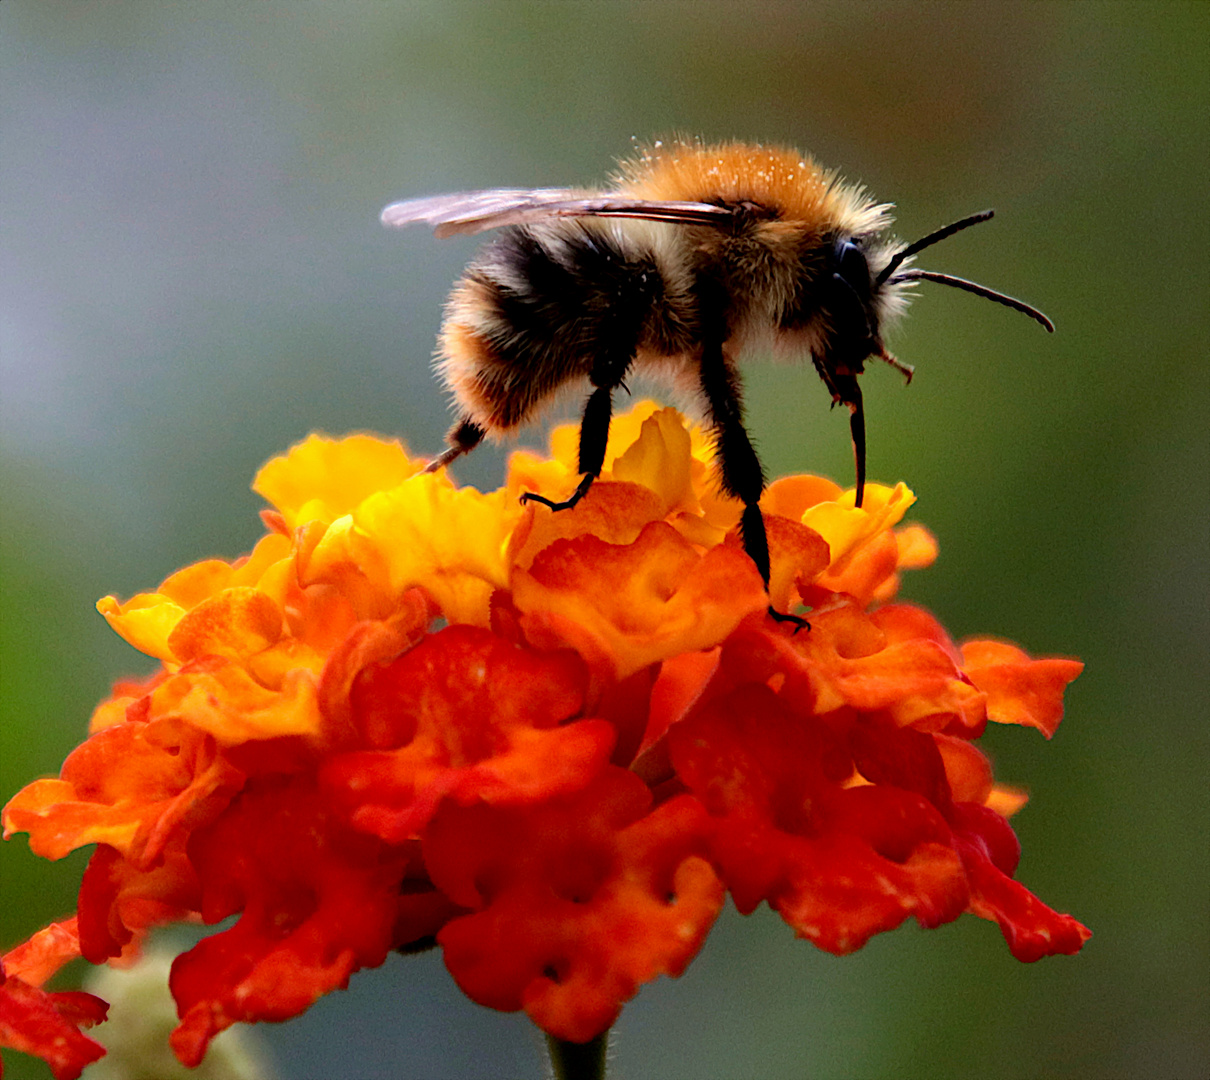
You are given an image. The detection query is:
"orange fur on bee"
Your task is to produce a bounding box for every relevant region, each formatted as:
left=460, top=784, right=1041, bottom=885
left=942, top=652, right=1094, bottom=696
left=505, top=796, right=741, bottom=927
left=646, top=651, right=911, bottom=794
left=615, top=139, right=890, bottom=241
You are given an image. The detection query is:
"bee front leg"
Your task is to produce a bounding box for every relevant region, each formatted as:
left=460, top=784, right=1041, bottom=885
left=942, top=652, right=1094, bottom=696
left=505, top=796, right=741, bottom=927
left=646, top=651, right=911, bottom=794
left=833, top=373, right=866, bottom=508
left=848, top=390, right=866, bottom=509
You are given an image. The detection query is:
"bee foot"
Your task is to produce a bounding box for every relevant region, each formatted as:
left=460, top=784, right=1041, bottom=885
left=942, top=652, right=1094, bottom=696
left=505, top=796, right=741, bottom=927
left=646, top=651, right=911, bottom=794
left=767, top=606, right=810, bottom=633
left=520, top=473, right=595, bottom=513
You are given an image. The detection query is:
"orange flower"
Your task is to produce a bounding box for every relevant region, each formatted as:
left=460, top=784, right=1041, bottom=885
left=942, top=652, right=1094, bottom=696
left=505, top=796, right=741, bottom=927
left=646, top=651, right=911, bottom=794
left=4, top=717, right=243, bottom=866
left=2, top=403, right=1087, bottom=1076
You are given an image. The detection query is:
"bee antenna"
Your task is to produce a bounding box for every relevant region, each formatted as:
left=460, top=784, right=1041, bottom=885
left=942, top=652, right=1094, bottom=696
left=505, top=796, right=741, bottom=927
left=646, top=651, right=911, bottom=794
left=875, top=210, right=996, bottom=286
left=890, top=269, right=1055, bottom=332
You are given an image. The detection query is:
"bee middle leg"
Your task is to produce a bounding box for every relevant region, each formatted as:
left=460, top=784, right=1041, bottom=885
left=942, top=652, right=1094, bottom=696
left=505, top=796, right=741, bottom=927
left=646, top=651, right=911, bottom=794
left=699, top=336, right=808, bottom=631
left=520, top=350, right=631, bottom=513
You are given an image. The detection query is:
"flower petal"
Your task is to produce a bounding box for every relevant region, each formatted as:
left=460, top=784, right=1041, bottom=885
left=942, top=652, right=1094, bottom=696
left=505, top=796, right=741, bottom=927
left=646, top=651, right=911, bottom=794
left=96, top=593, right=187, bottom=664
left=3, top=720, right=243, bottom=866
left=351, top=474, right=519, bottom=625
left=509, top=481, right=666, bottom=572
left=253, top=432, right=422, bottom=529
left=514, top=520, right=766, bottom=681
left=952, top=804, right=1091, bottom=961
left=1, top=919, right=82, bottom=988
left=78, top=841, right=202, bottom=963
left=961, top=640, right=1083, bottom=738
left=608, top=407, right=701, bottom=516
left=168, top=778, right=407, bottom=1067
left=427, top=769, right=723, bottom=1041
left=320, top=625, right=608, bottom=842
left=167, top=586, right=284, bottom=664
left=670, top=686, right=968, bottom=954
left=0, top=961, right=107, bottom=1080
left=149, top=660, right=322, bottom=745
left=801, top=482, right=917, bottom=572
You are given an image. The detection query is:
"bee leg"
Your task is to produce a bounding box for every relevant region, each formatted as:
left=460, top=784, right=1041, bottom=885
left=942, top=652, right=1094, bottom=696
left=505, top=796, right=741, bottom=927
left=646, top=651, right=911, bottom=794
left=877, top=345, right=914, bottom=385
left=699, top=336, right=808, bottom=632
left=520, top=381, right=613, bottom=511
left=839, top=379, right=867, bottom=508
left=523, top=329, right=636, bottom=512
left=423, top=417, right=485, bottom=474
left=519, top=471, right=595, bottom=512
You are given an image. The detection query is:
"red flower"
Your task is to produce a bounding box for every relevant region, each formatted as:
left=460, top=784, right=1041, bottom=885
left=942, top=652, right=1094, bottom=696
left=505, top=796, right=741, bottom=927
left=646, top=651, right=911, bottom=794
left=168, top=777, right=409, bottom=1067
left=1, top=921, right=108, bottom=1080
left=669, top=682, right=968, bottom=954
left=2, top=404, right=1087, bottom=1075
left=428, top=769, right=723, bottom=1041
left=320, top=625, right=611, bottom=842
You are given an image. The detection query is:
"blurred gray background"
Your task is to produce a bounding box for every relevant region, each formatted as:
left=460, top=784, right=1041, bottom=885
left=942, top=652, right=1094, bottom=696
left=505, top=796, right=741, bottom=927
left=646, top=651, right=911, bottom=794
left=2, top=2, right=1207, bottom=1078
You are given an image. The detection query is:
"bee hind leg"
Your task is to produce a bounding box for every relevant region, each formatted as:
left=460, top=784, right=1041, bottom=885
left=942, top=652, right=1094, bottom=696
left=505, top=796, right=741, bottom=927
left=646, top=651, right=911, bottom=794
left=423, top=417, right=485, bottom=474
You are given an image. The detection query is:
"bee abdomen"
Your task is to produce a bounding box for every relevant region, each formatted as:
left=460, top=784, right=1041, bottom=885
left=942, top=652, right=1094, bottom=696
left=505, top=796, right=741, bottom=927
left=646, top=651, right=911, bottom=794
left=437, top=224, right=665, bottom=434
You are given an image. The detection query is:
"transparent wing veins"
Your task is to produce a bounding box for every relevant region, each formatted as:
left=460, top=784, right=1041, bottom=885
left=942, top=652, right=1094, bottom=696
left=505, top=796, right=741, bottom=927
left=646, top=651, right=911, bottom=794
left=380, top=188, right=733, bottom=238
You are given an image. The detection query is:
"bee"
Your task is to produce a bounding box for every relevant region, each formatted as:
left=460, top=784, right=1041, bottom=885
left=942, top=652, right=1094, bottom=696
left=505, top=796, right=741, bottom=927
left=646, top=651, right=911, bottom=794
left=381, top=139, right=1052, bottom=625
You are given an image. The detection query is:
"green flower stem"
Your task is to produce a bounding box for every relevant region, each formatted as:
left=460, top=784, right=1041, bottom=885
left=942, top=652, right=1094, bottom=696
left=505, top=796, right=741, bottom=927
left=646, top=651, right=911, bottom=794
left=545, top=1031, right=609, bottom=1080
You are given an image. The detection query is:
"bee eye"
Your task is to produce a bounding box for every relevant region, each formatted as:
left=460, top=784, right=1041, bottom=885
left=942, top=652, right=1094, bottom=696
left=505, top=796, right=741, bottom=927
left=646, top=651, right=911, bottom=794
left=833, top=239, right=871, bottom=300
left=826, top=238, right=879, bottom=359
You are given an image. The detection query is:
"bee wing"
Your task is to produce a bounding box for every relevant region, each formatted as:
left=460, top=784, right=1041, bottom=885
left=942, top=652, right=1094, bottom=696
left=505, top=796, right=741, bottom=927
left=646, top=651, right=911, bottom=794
left=380, top=188, right=733, bottom=238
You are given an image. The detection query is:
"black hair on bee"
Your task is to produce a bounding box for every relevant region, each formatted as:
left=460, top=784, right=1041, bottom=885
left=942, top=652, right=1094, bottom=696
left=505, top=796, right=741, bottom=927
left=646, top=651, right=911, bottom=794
left=381, top=139, right=1053, bottom=627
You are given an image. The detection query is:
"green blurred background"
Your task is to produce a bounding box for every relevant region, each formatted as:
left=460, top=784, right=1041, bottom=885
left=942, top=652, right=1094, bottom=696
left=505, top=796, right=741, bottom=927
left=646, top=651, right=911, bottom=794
left=2, top=2, right=1206, bottom=1077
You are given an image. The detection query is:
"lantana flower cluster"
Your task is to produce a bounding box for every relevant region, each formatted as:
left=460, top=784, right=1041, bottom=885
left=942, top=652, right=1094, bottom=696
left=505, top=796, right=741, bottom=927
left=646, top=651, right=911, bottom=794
left=2, top=403, right=1088, bottom=1077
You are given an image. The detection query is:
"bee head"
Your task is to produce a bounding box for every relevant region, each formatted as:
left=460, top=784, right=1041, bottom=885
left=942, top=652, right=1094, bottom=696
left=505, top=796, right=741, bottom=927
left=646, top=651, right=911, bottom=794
left=823, top=236, right=882, bottom=373
left=819, top=211, right=1055, bottom=381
